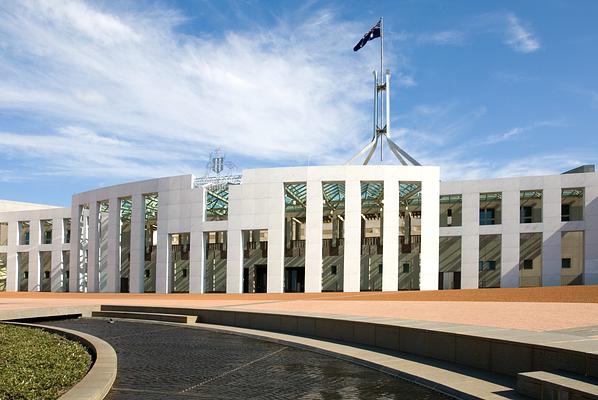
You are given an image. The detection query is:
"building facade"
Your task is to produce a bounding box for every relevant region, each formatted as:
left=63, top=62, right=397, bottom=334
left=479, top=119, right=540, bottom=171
left=1, top=164, right=596, bottom=293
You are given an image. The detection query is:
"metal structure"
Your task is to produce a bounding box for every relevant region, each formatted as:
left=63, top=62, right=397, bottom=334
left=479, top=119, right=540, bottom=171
left=194, top=148, right=242, bottom=220
left=347, top=18, right=420, bottom=166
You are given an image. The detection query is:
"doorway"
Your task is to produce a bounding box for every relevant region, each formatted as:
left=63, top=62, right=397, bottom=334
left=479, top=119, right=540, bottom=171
left=284, top=267, right=305, bottom=293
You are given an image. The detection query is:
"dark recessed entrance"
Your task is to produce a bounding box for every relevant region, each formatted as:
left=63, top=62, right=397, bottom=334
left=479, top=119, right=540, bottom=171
left=284, top=267, right=305, bottom=293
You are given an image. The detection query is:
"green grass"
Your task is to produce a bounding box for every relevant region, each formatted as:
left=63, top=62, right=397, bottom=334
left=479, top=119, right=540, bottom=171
left=0, top=324, right=92, bottom=400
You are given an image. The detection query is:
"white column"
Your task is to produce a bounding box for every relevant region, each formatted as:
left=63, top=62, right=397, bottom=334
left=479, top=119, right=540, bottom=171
left=51, top=248, right=64, bottom=292
left=584, top=177, right=598, bottom=284
left=69, top=204, right=81, bottom=292
left=461, top=191, right=479, bottom=288
left=129, top=194, right=145, bottom=293
left=343, top=179, right=361, bottom=292
left=6, top=221, right=18, bottom=291
left=382, top=179, right=399, bottom=291
left=542, top=182, right=562, bottom=286
left=501, top=189, right=520, bottom=288
left=267, top=182, right=285, bottom=293
left=305, top=180, right=323, bottom=292
left=189, top=229, right=204, bottom=293
left=420, top=174, right=440, bottom=290
left=28, top=219, right=40, bottom=291
left=106, top=198, right=120, bottom=292
left=51, top=217, right=65, bottom=292
left=226, top=230, right=243, bottom=293
left=86, top=201, right=99, bottom=292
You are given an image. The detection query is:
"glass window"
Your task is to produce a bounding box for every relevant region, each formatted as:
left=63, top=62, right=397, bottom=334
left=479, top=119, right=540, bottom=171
left=520, top=190, right=543, bottom=223
left=561, top=258, right=571, bottom=269
left=479, top=208, right=495, bottom=225
left=561, top=188, right=584, bottom=222
left=439, top=194, right=462, bottom=227
left=0, top=222, right=8, bottom=246
left=479, top=193, right=502, bottom=225
left=18, top=221, right=30, bottom=245
left=322, top=182, right=344, bottom=292
left=41, top=220, right=53, bottom=244
left=63, top=219, right=71, bottom=244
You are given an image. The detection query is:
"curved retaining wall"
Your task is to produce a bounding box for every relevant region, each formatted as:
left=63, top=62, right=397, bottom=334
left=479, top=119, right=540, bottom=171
left=7, top=322, right=117, bottom=400
left=101, top=304, right=598, bottom=379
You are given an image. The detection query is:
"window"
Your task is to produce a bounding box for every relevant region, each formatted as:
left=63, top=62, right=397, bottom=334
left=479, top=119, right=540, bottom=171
left=520, top=206, right=533, bottom=224
left=0, top=222, right=8, bottom=246
left=63, top=219, right=71, bottom=244
left=523, top=259, right=533, bottom=270
left=561, top=258, right=571, bottom=269
left=479, top=192, right=502, bottom=225
left=480, top=208, right=495, bottom=225
left=480, top=261, right=496, bottom=271
left=41, top=220, right=52, bottom=244
left=402, top=263, right=410, bottom=273
left=145, top=269, right=151, bottom=278
left=440, top=194, right=462, bottom=227
left=44, top=271, right=50, bottom=279
left=330, top=265, right=337, bottom=275
left=18, top=221, right=30, bottom=245
left=561, top=204, right=571, bottom=222
left=561, top=188, right=583, bottom=222
left=182, top=269, right=188, bottom=278
left=378, top=264, right=383, bottom=274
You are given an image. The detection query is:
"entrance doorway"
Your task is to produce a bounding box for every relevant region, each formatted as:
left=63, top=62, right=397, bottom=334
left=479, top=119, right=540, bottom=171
left=243, top=264, right=268, bottom=293
left=284, top=267, right=305, bottom=293
left=438, top=271, right=461, bottom=290
left=255, top=265, right=267, bottom=293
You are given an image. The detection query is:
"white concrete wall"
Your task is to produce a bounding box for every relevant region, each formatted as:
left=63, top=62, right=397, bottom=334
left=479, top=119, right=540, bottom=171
left=0, top=207, right=70, bottom=292
left=3, top=166, right=597, bottom=294
left=440, top=171, right=598, bottom=288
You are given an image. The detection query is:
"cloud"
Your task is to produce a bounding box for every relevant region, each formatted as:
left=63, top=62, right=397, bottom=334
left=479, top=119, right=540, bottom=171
left=477, top=120, right=565, bottom=146
left=481, top=127, right=524, bottom=145
left=0, top=1, right=386, bottom=180
left=396, top=29, right=465, bottom=47
left=504, top=14, right=540, bottom=53
left=417, top=30, right=465, bottom=46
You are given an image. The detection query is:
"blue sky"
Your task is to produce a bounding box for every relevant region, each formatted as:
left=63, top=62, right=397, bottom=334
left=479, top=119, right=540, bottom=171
left=1, top=0, right=597, bottom=206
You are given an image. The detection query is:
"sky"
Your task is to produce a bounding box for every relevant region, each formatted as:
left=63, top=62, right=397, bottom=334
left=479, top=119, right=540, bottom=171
left=0, top=0, right=597, bottom=206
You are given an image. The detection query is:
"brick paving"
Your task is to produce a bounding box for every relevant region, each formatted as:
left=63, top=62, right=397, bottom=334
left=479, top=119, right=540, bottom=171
left=3, top=286, right=598, bottom=331
left=46, top=318, right=448, bottom=400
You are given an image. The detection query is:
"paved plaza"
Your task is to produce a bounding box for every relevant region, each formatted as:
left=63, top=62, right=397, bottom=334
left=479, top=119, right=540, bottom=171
left=2, top=286, right=598, bottom=332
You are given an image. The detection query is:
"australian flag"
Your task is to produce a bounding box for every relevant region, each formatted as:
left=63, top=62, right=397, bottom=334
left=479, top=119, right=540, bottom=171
left=353, top=19, right=381, bottom=51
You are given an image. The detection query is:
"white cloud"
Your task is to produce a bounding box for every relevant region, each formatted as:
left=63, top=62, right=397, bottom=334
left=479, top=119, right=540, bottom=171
left=418, top=30, right=465, bottom=46
left=477, top=120, right=565, bottom=146
left=0, top=2, right=384, bottom=180
left=481, top=127, right=524, bottom=145
left=505, top=14, right=540, bottom=53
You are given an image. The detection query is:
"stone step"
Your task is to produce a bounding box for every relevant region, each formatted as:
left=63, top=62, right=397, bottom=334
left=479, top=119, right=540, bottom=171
left=517, top=370, right=598, bottom=399
left=92, top=310, right=197, bottom=324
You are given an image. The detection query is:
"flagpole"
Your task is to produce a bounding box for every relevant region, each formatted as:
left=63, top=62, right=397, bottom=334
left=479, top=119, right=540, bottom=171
left=380, top=17, right=384, bottom=161
left=380, top=17, right=384, bottom=84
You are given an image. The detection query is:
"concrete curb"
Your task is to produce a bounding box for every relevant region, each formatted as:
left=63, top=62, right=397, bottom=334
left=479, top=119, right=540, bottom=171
left=6, top=322, right=117, bottom=400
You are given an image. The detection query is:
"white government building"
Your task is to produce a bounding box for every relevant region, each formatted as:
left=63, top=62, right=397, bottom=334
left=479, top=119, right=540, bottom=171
left=0, top=159, right=596, bottom=294
left=1, top=62, right=597, bottom=294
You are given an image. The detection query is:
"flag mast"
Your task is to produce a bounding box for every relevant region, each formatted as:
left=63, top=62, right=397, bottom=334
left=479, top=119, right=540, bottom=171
left=347, top=17, right=420, bottom=167
left=379, top=16, right=384, bottom=161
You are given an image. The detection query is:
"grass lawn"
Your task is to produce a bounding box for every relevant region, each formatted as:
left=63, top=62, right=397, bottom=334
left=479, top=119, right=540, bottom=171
left=0, top=324, right=91, bottom=400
